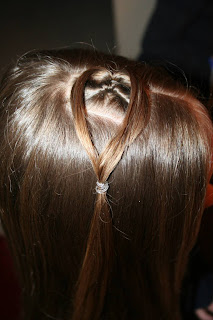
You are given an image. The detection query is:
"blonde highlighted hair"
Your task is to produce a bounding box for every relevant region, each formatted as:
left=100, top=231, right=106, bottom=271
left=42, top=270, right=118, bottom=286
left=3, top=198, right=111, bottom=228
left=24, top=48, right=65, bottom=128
left=0, top=49, right=212, bottom=319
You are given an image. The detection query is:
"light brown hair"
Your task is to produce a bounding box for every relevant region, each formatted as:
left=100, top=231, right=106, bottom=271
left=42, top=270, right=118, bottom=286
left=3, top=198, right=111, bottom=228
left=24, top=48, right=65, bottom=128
left=0, top=49, right=212, bottom=320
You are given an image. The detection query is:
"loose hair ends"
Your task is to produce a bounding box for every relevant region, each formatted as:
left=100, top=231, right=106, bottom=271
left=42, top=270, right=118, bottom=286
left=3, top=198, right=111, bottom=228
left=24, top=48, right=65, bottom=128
left=72, top=194, right=113, bottom=320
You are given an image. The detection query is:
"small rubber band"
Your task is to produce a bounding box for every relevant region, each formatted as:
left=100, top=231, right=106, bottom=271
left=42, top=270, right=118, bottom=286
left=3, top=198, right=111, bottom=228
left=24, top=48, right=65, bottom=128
left=95, top=181, right=109, bottom=194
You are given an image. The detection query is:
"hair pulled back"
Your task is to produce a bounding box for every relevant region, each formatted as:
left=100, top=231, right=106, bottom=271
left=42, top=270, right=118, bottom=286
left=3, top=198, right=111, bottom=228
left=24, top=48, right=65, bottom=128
left=0, top=48, right=212, bottom=320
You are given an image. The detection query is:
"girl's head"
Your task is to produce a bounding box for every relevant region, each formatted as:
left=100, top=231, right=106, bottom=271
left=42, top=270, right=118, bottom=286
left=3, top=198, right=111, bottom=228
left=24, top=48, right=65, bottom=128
left=0, top=49, right=212, bottom=320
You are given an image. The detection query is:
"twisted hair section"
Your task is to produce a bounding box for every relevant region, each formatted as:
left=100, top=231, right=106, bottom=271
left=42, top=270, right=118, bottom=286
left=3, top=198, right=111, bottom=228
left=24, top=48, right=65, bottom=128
left=71, top=65, right=150, bottom=319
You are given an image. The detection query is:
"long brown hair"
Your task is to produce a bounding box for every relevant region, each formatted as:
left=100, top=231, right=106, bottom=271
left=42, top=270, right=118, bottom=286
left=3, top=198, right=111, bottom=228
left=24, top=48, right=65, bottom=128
left=0, top=48, right=212, bottom=320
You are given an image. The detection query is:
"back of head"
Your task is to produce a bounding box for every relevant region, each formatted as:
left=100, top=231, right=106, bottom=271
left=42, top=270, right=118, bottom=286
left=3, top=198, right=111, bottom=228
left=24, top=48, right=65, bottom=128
left=0, top=48, right=212, bottom=320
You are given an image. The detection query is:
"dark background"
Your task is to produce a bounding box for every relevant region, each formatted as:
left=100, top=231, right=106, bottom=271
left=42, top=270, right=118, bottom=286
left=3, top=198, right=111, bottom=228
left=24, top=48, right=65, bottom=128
left=0, top=0, right=115, bottom=73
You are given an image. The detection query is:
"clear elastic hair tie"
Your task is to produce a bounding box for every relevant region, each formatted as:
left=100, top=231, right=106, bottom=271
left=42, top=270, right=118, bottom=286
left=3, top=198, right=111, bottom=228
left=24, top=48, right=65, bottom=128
left=95, top=181, right=109, bottom=194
